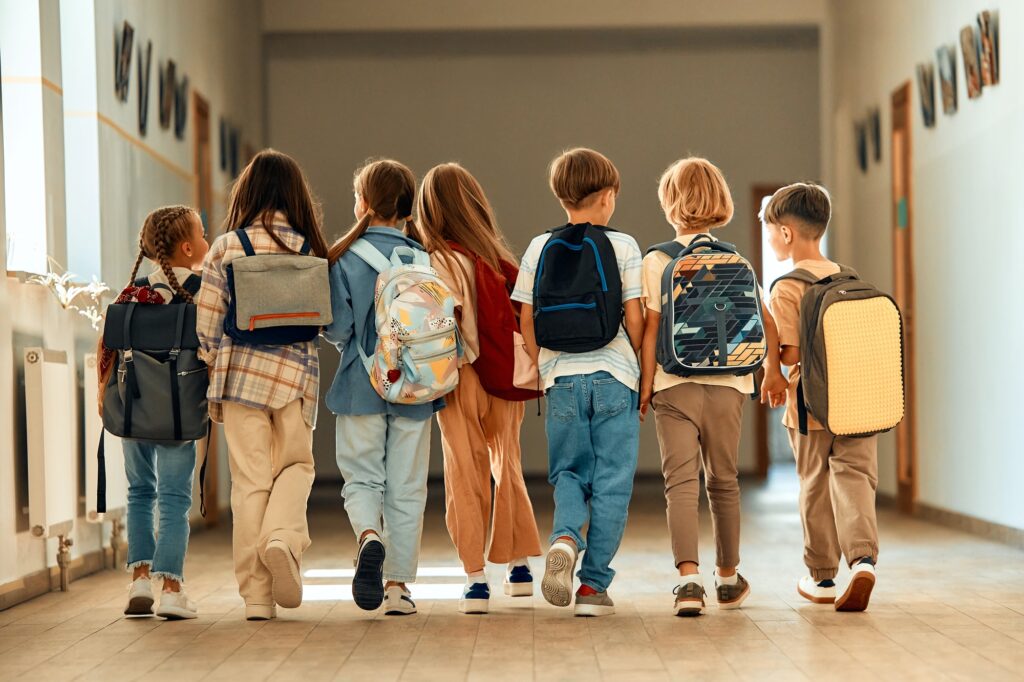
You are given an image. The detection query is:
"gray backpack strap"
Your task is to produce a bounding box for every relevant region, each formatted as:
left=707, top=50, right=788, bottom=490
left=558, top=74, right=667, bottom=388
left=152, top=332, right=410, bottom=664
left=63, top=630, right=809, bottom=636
left=770, top=268, right=818, bottom=292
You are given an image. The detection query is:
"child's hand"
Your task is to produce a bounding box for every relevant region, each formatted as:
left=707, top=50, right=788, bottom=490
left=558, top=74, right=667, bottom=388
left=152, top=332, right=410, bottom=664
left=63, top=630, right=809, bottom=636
left=639, top=386, right=653, bottom=422
left=761, top=368, right=789, bottom=408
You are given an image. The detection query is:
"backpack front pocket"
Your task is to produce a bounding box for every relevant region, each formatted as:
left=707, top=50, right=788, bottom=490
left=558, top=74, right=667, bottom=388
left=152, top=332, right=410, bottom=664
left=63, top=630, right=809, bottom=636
left=535, top=293, right=607, bottom=350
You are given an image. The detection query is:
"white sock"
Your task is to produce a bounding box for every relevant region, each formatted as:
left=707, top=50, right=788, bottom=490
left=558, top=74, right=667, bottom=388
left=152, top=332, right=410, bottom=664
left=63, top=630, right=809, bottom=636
left=467, top=570, right=485, bottom=583
left=679, top=574, right=703, bottom=587
left=509, top=557, right=529, bottom=569
left=716, top=571, right=738, bottom=586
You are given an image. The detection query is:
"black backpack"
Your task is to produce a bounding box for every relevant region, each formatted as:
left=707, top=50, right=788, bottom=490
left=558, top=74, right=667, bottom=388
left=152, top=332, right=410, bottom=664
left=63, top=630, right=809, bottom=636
left=532, top=223, right=622, bottom=353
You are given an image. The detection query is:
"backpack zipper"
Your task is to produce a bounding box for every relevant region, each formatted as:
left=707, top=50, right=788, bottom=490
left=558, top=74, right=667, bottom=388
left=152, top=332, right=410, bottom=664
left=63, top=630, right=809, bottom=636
left=537, top=302, right=597, bottom=313
left=396, top=325, right=456, bottom=342
left=177, top=367, right=206, bottom=377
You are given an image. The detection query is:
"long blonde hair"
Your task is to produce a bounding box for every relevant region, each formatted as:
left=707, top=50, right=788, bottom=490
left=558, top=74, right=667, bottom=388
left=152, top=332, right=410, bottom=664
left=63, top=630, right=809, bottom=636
left=328, top=159, right=417, bottom=264
left=127, top=205, right=198, bottom=303
left=415, top=163, right=515, bottom=280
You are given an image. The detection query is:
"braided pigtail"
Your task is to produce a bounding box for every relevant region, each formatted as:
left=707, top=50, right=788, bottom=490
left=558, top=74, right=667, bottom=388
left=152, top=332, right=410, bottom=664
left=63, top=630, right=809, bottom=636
left=126, top=238, right=146, bottom=289
left=139, top=205, right=198, bottom=303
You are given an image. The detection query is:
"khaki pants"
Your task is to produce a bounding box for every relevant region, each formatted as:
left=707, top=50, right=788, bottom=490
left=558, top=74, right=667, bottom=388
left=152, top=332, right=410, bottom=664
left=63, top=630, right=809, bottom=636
left=788, top=428, right=879, bottom=580
left=222, top=399, right=314, bottom=606
left=437, top=364, right=541, bottom=574
left=653, top=383, right=744, bottom=569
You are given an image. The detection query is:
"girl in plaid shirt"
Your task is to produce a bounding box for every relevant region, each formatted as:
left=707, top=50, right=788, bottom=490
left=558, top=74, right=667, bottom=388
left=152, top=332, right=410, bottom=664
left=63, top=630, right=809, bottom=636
left=196, top=149, right=330, bottom=621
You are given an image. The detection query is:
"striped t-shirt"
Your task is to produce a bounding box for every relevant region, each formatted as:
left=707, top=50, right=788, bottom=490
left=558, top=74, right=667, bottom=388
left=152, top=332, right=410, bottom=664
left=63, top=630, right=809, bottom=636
left=512, top=227, right=643, bottom=391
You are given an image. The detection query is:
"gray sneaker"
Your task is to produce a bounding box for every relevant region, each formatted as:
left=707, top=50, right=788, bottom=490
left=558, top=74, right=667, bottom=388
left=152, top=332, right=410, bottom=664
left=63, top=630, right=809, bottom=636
left=574, top=589, right=615, bottom=617
left=716, top=573, right=750, bottom=610
left=673, top=580, right=706, bottom=617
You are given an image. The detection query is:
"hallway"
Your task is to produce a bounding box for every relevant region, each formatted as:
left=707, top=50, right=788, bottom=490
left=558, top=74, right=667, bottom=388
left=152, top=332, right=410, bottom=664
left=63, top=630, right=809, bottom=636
left=2, top=473, right=1023, bottom=682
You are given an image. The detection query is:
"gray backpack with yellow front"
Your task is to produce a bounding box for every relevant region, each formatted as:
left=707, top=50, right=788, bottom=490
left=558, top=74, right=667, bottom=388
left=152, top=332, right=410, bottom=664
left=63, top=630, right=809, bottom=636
left=772, top=266, right=904, bottom=437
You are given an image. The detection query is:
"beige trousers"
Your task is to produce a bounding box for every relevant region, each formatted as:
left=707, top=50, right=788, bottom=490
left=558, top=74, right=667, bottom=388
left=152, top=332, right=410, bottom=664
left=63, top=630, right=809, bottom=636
left=653, top=383, right=745, bottom=569
left=788, top=428, right=879, bottom=580
left=437, top=364, right=542, bottom=574
left=222, top=399, right=314, bottom=606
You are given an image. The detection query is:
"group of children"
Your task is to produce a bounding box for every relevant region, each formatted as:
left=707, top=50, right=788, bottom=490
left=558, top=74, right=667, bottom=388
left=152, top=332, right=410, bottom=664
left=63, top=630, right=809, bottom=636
left=108, top=146, right=879, bottom=621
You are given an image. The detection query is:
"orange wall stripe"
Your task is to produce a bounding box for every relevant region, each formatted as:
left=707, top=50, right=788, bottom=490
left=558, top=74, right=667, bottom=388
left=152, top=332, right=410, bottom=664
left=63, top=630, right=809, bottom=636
left=64, top=110, right=193, bottom=183
left=1, top=75, right=63, bottom=95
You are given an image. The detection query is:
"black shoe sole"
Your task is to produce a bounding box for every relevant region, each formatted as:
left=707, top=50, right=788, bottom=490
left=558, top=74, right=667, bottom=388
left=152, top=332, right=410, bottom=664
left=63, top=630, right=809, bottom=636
left=352, top=540, right=385, bottom=611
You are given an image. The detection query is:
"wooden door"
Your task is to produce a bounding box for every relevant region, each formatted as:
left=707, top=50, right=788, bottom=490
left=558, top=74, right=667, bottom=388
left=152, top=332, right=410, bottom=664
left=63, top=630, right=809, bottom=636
left=891, top=83, right=916, bottom=513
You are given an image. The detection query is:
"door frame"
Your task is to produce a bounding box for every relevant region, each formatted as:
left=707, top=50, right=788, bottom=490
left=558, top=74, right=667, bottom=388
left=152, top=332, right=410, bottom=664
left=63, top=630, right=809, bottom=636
left=751, top=184, right=783, bottom=479
left=891, top=82, right=917, bottom=513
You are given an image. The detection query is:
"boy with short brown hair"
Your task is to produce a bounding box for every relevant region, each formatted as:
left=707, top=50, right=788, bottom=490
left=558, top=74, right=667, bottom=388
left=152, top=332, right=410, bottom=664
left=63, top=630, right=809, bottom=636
left=763, top=181, right=880, bottom=612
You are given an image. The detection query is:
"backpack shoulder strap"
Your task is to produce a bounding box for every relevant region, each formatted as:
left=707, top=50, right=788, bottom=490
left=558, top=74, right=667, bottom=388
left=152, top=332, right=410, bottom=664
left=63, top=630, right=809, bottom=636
left=236, top=228, right=257, bottom=257
left=646, top=240, right=684, bottom=258
left=770, top=268, right=818, bottom=292
left=349, top=238, right=392, bottom=273
left=299, top=239, right=312, bottom=255
left=183, top=273, right=202, bottom=296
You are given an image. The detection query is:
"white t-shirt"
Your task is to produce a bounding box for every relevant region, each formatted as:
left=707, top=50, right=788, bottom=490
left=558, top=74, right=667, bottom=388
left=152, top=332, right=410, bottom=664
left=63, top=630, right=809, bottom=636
left=143, top=266, right=198, bottom=304
left=512, top=228, right=643, bottom=391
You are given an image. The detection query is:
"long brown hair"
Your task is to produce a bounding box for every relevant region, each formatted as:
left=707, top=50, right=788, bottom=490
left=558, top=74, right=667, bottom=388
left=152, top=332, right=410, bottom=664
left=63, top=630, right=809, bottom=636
left=224, top=149, right=328, bottom=258
left=328, top=159, right=417, bottom=264
left=415, top=163, right=515, bottom=280
left=127, top=205, right=198, bottom=303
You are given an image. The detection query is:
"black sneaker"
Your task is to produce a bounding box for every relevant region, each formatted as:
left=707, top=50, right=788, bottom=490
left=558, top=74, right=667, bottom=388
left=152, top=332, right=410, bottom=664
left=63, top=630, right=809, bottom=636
left=716, top=573, right=750, bottom=610
left=352, top=534, right=386, bottom=610
left=673, top=580, right=706, bottom=617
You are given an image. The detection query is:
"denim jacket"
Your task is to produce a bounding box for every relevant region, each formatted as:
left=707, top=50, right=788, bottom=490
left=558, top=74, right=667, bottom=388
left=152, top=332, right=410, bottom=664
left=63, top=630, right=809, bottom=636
left=323, top=227, right=445, bottom=419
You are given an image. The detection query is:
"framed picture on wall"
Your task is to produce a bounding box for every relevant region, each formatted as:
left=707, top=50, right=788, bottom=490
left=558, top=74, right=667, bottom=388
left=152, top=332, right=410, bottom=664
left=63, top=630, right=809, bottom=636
left=114, top=21, right=134, bottom=102
left=855, top=119, right=868, bottom=173
left=937, top=44, right=958, bottom=114
left=174, top=75, right=189, bottom=140
left=137, top=40, right=152, bottom=136
left=916, top=63, right=936, bottom=128
left=960, top=25, right=983, bottom=99
left=978, top=10, right=999, bottom=86
left=159, top=61, right=176, bottom=129
left=869, top=108, right=881, bottom=162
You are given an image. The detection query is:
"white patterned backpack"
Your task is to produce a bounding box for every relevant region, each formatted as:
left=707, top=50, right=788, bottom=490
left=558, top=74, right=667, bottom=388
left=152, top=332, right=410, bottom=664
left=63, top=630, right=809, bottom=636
left=350, top=239, right=461, bottom=404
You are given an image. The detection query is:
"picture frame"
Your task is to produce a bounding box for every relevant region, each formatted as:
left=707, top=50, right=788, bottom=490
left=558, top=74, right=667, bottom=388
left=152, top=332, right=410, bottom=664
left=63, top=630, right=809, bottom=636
left=137, top=40, right=152, bottom=136
left=869, top=108, right=881, bottom=162
left=158, top=60, right=176, bottom=129
left=916, top=63, right=936, bottom=128
left=174, top=75, right=189, bottom=140
left=114, top=21, right=134, bottom=102
left=978, top=10, right=999, bottom=86
left=937, top=44, right=958, bottom=115
left=855, top=119, right=868, bottom=173
left=960, top=25, right=983, bottom=99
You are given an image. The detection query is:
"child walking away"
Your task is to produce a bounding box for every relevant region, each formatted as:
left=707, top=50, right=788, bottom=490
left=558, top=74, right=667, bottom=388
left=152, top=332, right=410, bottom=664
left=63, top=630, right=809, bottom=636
left=764, top=182, right=902, bottom=612
left=196, top=149, right=331, bottom=621
left=513, top=148, right=644, bottom=617
left=639, top=158, right=787, bottom=617
left=98, top=205, right=209, bottom=619
left=417, top=163, right=543, bottom=614
left=324, top=159, right=455, bottom=616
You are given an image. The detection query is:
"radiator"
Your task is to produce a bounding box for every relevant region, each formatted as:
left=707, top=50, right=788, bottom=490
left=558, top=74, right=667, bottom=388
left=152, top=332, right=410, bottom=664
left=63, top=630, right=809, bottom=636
left=83, top=353, right=127, bottom=521
left=25, top=348, right=76, bottom=539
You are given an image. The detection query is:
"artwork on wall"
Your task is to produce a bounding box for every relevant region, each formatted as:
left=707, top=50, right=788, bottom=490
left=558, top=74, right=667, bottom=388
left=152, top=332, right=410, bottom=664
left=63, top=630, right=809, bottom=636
left=916, top=63, right=936, bottom=128
left=174, top=75, right=189, bottom=140
left=219, top=118, right=243, bottom=176
left=158, top=60, right=176, bottom=129
left=869, top=108, right=881, bottom=162
left=218, top=118, right=228, bottom=170
left=960, top=25, right=983, bottom=99
left=137, top=40, right=152, bottom=136
left=937, top=45, right=958, bottom=115
left=978, top=10, right=1000, bottom=86
left=855, top=119, right=868, bottom=173
left=114, top=21, right=134, bottom=102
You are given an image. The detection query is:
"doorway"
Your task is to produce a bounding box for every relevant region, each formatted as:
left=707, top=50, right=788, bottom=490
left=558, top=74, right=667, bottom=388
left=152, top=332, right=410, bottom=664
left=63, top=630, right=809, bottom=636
left=891, top=83, right=916, bottom=513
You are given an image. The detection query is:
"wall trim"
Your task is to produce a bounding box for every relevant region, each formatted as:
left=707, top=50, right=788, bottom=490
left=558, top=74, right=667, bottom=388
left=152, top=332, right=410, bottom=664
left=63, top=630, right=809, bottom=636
left=0, top=546, right=108, bottom=611
left=912, top=501, right=1024, bottom=551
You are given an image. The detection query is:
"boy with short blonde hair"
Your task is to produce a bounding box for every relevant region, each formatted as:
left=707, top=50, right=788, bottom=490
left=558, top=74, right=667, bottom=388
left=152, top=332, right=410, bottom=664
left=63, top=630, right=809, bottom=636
left=764, top=181, right=880, bottom=612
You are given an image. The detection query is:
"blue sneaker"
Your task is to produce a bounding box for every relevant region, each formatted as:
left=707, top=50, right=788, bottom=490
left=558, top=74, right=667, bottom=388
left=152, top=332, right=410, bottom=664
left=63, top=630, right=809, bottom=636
left=460, top=581, right=490, bottom=614
left=504, top=563, right=534, bottom=597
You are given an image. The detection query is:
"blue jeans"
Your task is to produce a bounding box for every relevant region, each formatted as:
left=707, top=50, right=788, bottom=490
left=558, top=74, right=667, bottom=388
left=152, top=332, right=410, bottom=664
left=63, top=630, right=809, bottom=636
left=335, top=414, right=431, bottom=583
left=122, top=439, right=196, bottom=581
left=545, top=372, right=639, bottom=592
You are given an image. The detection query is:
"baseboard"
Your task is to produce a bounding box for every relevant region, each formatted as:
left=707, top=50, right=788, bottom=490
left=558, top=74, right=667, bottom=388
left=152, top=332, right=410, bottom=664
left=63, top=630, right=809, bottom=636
left=912, top=501, right=1024, bottom=551
left=0, top=545, right=110, bottom=611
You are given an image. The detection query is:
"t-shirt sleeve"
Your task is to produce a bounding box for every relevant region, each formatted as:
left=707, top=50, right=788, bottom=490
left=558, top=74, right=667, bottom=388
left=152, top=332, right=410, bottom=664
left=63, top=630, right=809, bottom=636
left=620, top=238, right=643, bottom=302
left=641, top=252, right=666, bottom=313
left=511, top=239, right=539, bottom=305
left=770, top=280, right=803, bottom=348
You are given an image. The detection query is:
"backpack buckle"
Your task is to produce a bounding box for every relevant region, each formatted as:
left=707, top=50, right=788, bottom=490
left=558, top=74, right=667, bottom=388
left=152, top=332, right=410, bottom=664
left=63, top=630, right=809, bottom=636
left=123, top=349, right=134, bottom=363
left=169, top=347, right=181, bottom=357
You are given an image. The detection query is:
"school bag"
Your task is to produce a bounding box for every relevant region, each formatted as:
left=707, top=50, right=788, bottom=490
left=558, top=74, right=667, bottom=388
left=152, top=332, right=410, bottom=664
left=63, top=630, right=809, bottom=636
left=648, top=235, right=766, bottom=378
left=771, top=266, right=904, bottom=437
left=447, top=242, right=542, bottom=401
left=532, top=223, right=622, bottom=353
left=224, top=226, right=332, bottom=344
left=350, top=238, right=460, bottom=404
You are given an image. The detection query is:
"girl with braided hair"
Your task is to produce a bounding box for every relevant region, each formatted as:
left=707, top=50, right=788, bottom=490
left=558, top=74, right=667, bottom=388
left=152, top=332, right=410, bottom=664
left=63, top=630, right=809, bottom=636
left=102, top=204, right=209, bottom=620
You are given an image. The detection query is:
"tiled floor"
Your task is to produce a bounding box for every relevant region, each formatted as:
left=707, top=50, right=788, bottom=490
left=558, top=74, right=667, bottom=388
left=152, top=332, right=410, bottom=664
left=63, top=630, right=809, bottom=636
left=2, top=470, right=1023, bottom=681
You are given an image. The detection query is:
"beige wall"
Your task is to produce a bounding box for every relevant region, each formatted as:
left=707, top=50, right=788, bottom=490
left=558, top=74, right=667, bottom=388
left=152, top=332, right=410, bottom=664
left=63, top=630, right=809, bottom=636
left=266, top=28, right=821, bottom=478
left=825, top=0, right=1024, bottom=530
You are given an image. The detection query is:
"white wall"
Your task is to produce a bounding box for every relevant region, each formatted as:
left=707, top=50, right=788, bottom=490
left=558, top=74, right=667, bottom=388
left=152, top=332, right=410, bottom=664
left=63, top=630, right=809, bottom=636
left=266, top=28, right=821, bottom=478
left=826, top=0, right=1023, bottom=529
left=0, top=0, right=263, bottom=589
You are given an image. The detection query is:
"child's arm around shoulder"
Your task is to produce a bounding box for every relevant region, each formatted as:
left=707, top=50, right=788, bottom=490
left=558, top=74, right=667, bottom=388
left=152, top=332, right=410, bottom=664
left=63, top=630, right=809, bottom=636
left=620, top=236, right=645, bottom=353
left=322, top=259, right=354, bottom=350
left=195, top=234, right=230, bottom=365
left=768, top=281, right=803, bottom=367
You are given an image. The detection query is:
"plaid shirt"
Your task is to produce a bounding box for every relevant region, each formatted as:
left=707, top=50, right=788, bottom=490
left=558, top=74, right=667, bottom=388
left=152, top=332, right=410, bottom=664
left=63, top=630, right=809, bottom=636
left=196, top=216, right=320, bottom=428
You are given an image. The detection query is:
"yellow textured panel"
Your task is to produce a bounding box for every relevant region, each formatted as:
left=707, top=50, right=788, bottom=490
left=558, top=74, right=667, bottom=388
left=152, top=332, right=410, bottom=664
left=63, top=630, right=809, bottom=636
left=823, top=297, right=904, bottom=435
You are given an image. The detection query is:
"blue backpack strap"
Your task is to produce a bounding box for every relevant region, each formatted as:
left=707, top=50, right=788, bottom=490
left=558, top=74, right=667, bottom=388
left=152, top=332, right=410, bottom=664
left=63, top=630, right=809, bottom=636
left=349, top=239, right=392, bottom=273
left=299, top=239, right=311, bottom=255
left=236, top=228, right=256, bottom=257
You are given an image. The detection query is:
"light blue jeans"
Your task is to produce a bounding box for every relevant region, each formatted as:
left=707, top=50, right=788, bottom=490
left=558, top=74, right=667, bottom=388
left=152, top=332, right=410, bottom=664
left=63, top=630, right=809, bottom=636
left=545, top=372, right=639, bottom=593
left=122, top=439, right=196, bottom=581
left=335, top=414, right=432, bottom=583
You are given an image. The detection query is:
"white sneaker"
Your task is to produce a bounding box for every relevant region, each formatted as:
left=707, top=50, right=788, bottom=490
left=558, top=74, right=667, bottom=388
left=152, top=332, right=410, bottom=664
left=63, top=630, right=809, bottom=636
left=124, top=577, right=154, bottom=617
left=383, top=585, right=417, bottom=616
left=504, top=562, right=534, bottom=597
left=798, top=576, right=837, bottom=604
left=156, top=589, right=197, bottom=620
left=263, top=539, right=303, bottom=609
left=541, top=541, right=577, bottom=607
left=836, top=561, right=876, bottom=612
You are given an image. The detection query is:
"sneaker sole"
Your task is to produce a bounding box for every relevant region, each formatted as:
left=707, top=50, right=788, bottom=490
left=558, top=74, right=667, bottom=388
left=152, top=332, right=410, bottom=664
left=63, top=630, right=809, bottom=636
left=541, top=549, right=574, bottom=607
left=124, top=596, right=154, bottom=617
left=384, top=607, right=417, bottom=616
left=717, top=584, right=750, bottom=610
left=264, top=542, right=303, bottom=609
left=156, top=605, right=197, bottom=620
left=459, top=598, right=489, bottom=614
left=797, top=585, right=836, bottom=604
left=352, top=541, right=385, bottom=611
left=835, top=572, right=875, bottom=612
left=674, top=599, right=705, bottom=617
left=504, top=581, right=533, bottom=597
left=574, top=604, right=615, bottom=617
